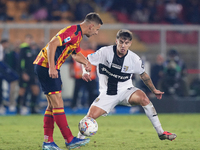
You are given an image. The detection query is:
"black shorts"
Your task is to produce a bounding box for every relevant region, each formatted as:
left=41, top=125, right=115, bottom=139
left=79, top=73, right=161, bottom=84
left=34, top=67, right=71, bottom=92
left=34, top=65, right=62, bottom=95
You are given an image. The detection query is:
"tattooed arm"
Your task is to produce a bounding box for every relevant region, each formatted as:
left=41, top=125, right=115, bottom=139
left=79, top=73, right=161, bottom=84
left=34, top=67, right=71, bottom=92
left=140, top=72, right=164, bottom=99
left=140, top=72, right=156, bottom=92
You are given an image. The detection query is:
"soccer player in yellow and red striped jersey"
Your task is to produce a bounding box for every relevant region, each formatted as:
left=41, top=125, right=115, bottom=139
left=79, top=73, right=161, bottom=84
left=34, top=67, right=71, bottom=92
left=33, top=12, right=103, bottom=150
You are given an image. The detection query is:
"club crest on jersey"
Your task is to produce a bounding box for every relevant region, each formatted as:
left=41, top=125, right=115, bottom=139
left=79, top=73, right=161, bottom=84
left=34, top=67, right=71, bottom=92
left=94, top=98, right=100, bottom=103
left=64, top=37, right=71, bottom=43
left=123, top=66, right=129, bottom=72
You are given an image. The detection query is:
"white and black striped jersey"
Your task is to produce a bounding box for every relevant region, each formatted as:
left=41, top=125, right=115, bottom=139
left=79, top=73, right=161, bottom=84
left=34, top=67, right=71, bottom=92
left=87, top=45, right=145, bottom=95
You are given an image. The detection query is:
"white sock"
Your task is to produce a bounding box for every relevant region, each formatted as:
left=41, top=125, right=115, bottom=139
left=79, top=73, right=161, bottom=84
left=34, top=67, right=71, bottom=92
left=142, top=102, right=164, bottom=135
left=77, top=131, right=86, bottom=139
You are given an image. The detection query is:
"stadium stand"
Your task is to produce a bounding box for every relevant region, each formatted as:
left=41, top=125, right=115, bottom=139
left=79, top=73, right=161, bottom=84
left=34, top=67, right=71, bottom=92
left=0, top=0, right=200, bottom=115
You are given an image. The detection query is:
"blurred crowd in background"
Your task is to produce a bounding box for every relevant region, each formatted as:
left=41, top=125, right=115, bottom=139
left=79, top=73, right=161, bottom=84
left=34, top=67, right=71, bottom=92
left=0, top=0, right=200, bottom=24
left=0, top=0, right=200, bottom=115
left=0, top=36, right=199, bottom=115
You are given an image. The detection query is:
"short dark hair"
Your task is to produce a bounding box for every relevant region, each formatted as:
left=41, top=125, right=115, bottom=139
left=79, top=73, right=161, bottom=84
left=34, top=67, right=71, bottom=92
left=116, top=29, right=133, bottom=41
left=0, top=39, right=8, bottom=44
left=84, top=12, right=103, bottom=25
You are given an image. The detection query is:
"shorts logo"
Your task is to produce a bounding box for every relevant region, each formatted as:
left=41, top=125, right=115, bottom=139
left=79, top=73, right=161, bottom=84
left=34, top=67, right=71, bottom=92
left=64, top=37, right=71, bottom=43
left=95, top=98, right=100, bottom=103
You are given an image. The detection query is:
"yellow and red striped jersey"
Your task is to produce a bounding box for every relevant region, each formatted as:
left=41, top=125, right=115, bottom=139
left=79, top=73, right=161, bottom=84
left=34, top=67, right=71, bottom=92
left=33, top=25, right=82, bottom=69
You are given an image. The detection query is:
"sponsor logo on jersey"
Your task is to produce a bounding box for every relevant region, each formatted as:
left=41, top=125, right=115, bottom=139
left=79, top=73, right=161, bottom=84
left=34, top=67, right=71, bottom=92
left=123, top=66, right=129, bottom=72
left=64, top=37, right=71, bottom=43
left=111, top=63, right=121, bottom=70
left=101, top=67, right=129, bottom=80
left=99, top=64, right=131, bottom=82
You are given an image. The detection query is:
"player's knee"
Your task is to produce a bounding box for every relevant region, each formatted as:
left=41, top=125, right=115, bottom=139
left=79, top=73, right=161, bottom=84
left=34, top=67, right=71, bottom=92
left=87, top=106, right=104, bottom=119
left=87, top=111, right=101, bottom=119
left=49, top=94, right=64, bottom=108
left=139, top=95, right=150, bottom=106
left=52, top=100, right=63, bottom=108
left=87, top=113, right=96, bottom=119
left=47, top=104, right=53, bottom=110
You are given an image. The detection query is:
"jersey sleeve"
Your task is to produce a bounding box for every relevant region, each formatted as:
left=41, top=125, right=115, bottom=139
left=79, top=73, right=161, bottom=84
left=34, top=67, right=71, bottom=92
left=134, top=56, right=145, bottom=74
left=87, top=48, right=103, bottom=66
left=56, top=27, right=74, bottom=46
left=57, top=33, right=72, bottom=46
left=75, top=46, right=81, bottom=54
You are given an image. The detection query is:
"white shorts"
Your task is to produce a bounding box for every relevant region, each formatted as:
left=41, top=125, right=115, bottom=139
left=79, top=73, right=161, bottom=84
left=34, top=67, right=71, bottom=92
left=91, top=87, right=139, bottom=116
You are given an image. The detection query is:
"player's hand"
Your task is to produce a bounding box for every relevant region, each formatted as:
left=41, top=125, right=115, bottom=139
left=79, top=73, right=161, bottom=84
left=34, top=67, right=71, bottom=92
left=82, top=73, right=92, bottom=82
left=84, top=61, right=92, bottom=72
left=49, top=67, right=58, bottom=78
left=153, top=89, right=164, bottom=100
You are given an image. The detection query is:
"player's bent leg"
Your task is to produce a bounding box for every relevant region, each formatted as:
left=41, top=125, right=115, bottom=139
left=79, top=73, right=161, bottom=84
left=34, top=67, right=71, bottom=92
left=129, top=90, right=177, bottom=140
left=87, top=105, right=107, bottom=119
left=48, top=93, right=64, bottom=108
left=128, top=90, right=149, bottom=106
left=142, top=101, right=165, bottom=135
left=46, top=95, right=53, bottom=110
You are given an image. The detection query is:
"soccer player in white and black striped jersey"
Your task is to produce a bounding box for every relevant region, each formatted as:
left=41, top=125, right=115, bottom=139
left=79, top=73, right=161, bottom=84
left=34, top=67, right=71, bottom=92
left=78, top=29, right=177, bottom=141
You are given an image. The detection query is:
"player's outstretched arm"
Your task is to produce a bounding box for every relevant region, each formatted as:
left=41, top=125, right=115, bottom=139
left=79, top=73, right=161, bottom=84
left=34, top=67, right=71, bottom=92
left=72, top=52, right=91, bottom=72
left=140, top=72, right=164, bottom=99
left=81, top=64, right=92, bottom=82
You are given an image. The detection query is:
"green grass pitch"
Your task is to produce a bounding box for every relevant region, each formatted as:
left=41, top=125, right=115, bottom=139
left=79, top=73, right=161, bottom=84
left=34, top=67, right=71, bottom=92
left=0, top=114, right=200, bottom=150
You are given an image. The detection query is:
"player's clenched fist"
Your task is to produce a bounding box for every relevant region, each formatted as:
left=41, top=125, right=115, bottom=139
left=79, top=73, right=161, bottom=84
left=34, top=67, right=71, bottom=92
left=49, top=67, right=58, bottom=78
left=84, top=61, right=92, bottom=72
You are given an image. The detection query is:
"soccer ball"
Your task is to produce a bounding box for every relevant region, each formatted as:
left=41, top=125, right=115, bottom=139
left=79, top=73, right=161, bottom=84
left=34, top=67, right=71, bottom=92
left=78, top=117, right=98, bottom=137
